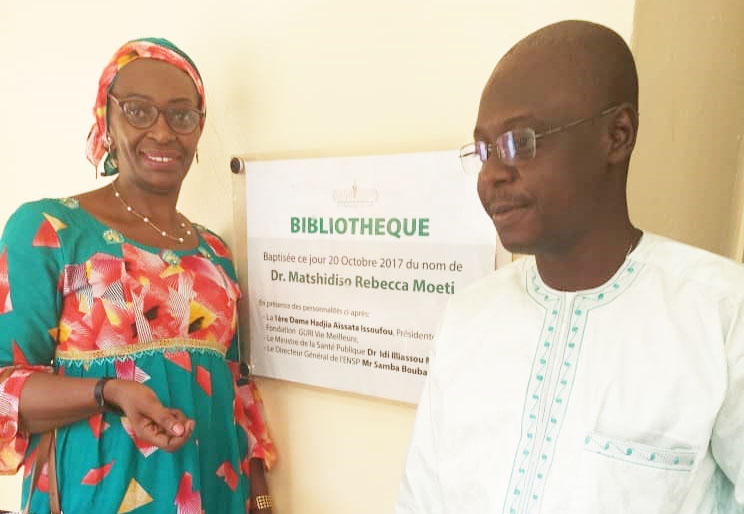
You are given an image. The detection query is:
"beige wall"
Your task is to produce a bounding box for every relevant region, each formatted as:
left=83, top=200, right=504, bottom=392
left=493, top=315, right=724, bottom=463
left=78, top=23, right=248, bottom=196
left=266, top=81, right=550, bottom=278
left=0, top=2, right=634, bottom=512
left=628, top=0, right=744, bottom=258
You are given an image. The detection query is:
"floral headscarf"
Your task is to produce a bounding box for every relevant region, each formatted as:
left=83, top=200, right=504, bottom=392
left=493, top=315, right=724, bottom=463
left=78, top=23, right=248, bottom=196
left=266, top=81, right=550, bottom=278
left=85, top=37, right=206, bottom=176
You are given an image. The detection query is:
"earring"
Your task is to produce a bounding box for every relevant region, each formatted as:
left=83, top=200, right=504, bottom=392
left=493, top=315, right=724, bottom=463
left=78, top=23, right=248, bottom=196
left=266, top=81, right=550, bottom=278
left=100, top=134, right=119, bottom=177
left=96, top=135, right=116, bottom=179
left=195, top=149, right=199, bottom=164
left=102, top=153, right=119, bottom=177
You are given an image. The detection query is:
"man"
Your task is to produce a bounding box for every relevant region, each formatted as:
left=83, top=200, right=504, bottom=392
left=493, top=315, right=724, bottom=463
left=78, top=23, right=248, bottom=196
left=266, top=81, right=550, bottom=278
left=396, top=20, right=743, bottom=513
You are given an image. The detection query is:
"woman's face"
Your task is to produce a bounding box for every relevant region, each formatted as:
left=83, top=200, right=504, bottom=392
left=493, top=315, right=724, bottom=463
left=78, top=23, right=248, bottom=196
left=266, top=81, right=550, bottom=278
left=107, top=59, right=202, bottom=194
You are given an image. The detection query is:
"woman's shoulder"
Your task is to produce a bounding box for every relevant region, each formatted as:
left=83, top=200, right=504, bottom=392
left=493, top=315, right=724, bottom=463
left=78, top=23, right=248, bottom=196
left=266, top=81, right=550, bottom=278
left=0, top=198, right=90, bottom=258
left=13, top=197, right=82, bottom=216
left=194, top=223, right=234, bottom=260
left=3, top=198, right=83, bottom=233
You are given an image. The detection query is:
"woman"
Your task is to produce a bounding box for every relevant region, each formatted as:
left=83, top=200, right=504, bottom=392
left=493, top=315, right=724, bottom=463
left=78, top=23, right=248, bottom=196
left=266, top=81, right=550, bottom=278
left=0, top=38, right=275, bottom=513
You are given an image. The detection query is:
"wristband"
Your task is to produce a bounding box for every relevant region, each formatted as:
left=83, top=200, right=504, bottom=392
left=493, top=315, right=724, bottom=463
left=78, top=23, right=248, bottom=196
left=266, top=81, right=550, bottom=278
left=251, top=494, right=273, bottom=511
left=94, top=377, right=123, bottom=414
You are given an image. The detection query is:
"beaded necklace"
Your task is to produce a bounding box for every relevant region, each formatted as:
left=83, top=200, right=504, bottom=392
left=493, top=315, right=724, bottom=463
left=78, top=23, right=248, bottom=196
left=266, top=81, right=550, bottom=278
left=111, top=181, right=192, bottom=244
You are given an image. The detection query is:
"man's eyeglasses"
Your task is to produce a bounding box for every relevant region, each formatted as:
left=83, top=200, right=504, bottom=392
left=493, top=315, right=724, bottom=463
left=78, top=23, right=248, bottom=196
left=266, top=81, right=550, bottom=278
left=108, top=94, right=204, bottom=135
left=459, top=104, right=622, bottom=174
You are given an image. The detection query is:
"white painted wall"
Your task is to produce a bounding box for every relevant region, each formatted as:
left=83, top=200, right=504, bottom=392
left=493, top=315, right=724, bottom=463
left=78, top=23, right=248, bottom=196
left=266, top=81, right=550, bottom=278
left=628, top=0, right=744, bottom=259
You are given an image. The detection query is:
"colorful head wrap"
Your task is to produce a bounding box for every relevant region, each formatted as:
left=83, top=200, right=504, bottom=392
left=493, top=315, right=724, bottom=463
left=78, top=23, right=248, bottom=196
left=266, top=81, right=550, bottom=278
left=86, top=37, right=206, bottom=176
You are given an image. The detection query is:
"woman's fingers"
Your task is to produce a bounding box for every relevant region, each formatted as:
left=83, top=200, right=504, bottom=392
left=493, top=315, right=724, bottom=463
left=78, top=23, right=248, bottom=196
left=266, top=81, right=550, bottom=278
left=139, top=416, right=192, bottom=452
left=109, top=380, right=195, bottom=451
left=155, top=408, right=185, bottom=436
left=127, top=397, right=195, bottom=451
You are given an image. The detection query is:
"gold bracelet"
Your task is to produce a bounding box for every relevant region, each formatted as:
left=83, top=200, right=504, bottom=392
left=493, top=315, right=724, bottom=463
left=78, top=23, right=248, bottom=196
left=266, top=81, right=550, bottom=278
left=253, top=494, right=273, bottom=510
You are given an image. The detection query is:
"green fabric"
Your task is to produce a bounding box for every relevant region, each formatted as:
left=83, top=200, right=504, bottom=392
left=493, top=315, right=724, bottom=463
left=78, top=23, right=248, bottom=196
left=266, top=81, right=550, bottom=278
left=0, top=199, right=252, bottom=513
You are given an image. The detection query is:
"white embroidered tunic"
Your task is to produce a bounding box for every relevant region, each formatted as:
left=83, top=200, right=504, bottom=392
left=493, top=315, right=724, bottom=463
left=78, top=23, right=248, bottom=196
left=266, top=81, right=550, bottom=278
left=397, top=233, right=744, bottom=514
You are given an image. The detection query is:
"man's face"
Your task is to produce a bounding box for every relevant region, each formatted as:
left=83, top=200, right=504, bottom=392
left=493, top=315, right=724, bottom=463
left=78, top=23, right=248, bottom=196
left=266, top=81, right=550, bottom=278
left=474, top=65, right=609, bottom=255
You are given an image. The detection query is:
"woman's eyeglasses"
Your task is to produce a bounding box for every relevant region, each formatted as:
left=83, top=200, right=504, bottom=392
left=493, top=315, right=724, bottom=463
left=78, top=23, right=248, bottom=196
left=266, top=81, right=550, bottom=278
left=108, top=94, right=203, bottom=135
left=459, top=104, right=622, bottom=174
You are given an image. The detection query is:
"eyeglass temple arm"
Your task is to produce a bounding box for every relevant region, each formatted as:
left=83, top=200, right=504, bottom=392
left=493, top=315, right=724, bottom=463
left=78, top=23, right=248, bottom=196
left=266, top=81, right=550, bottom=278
left=535, top=105, right=622, bottom=139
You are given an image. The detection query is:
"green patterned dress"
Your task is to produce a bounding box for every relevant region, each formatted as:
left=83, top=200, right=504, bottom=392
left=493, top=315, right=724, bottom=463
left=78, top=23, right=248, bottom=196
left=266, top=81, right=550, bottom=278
left=0, top=198, right=275, bottom=513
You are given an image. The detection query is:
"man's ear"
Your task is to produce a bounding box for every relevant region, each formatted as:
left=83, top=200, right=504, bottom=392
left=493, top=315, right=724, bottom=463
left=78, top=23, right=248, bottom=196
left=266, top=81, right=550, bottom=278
left=606, top=103, right=638, bottom=165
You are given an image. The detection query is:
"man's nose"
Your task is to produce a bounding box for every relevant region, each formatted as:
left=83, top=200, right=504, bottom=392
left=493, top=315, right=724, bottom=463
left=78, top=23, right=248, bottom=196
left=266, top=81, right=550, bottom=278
left=479, top=154, right=517, bottom=184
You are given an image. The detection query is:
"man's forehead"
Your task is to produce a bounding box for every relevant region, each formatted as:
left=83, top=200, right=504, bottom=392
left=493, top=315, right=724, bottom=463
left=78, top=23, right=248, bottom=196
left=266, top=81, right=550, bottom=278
left=476, top=82, right=564, bottom=134
left=475, top=58, right=596, bottom=134
left=476, top=20, right=638, bottom=129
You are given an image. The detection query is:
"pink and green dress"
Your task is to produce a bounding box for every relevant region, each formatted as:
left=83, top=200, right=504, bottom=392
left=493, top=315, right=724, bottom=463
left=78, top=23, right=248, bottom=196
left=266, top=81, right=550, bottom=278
left=0, top=198, right=275, bottom=513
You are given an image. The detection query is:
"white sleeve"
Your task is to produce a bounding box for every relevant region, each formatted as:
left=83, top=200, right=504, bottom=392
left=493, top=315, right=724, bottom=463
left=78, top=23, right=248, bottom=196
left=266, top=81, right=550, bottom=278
left=711, top=300, right=744, bottom=509
left=396, top=370, right=444, bottom=514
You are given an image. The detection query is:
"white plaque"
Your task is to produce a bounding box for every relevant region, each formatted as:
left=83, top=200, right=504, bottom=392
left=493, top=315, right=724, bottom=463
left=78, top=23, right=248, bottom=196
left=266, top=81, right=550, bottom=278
left=243, top=150, right=506, bottom=403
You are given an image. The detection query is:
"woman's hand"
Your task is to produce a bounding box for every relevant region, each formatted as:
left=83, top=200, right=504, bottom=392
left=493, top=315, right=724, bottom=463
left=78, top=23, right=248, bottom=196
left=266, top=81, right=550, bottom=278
left=249, top=458, right=273, bottom=513
left=105, top=379, right=195, bottom=452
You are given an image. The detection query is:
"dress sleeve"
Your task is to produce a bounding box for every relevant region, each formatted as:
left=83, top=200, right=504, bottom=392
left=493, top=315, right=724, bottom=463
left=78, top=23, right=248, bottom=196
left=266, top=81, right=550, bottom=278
left=200, top=227, right=277, bottom=470
left=230, top=360, right=277, bottom=470
left=711, top=298, right=744, bottom=509
left=0, top=203, right=63, bottom=474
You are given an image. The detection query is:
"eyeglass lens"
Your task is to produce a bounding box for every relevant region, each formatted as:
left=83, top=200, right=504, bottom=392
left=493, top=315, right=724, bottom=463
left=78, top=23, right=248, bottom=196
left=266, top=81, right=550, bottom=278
left=486, top=129, right=536, bottom=164
left=460, top=128, right=537, bottom=174
left=119, top=100, right=200, bottom=134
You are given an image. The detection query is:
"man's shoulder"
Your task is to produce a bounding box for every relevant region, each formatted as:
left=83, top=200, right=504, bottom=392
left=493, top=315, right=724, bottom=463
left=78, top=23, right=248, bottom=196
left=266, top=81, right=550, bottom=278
left=640, top=232, right=744, bottom=296
left=447, top=257, right=530, bottom=310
